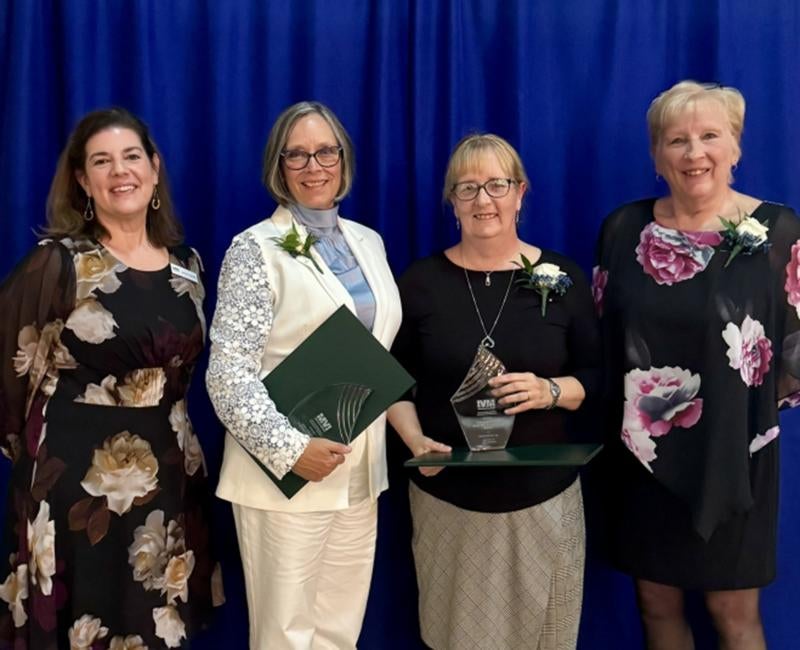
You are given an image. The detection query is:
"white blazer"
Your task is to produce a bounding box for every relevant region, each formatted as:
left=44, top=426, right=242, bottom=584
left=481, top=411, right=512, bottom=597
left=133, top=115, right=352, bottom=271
left=215, top=206, right=402, bottom=512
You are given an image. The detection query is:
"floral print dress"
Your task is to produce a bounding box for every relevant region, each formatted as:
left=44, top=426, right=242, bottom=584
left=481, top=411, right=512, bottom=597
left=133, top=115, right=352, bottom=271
left=0, top=238, right=222, bottom=649
left=595, top=199, right=800, bottom=589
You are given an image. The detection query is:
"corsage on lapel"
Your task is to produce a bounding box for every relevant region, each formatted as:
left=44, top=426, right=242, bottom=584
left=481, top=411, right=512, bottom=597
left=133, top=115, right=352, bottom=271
left=720, top=214, right=770, bottom=268
left=515, top=254, right=573, bottom=317
left=271, top=222, right=323, bottom=273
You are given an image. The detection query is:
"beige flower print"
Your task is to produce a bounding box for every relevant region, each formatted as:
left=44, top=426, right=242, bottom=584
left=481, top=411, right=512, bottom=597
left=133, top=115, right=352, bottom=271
left=169, top=401, right=205, bottom=476
left=116, top=369, right=167, bottom=407
left=66, top=299, right=118, bottom=344
left=152, top=605, right=186, bottom=648
left=75, top=375, right=120, bottom=406
left=128, top=510, right=195, bottom=604
left=0, top=556, right=28, bottom=628
left=80, top=432, right=159, bottom=515
left=13, top=320, right=77, bottom=415
left=169, top=252, right=206, bottom=336
left=74, top=250, right=126, bottom=301
left=68, top=614, right=109, bottom=649
left=27, top=500, right=56, bottom=595
left=76, top=369, right=167, bottom=408
left=109, top=635, right=148, bottom=650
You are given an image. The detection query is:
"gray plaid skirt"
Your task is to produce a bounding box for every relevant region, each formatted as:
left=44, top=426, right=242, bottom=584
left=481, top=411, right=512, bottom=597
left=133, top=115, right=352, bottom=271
left=409, top=478, right=585, bottom=650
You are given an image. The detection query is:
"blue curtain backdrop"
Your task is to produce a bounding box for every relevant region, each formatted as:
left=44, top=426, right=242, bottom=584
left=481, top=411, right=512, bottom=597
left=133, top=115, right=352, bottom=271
left=2, top=1, right=799, bottom=648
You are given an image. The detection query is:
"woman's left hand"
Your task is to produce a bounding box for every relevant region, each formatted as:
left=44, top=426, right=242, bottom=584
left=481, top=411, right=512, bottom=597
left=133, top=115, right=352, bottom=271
left=489, top=372, right=552, bottom=414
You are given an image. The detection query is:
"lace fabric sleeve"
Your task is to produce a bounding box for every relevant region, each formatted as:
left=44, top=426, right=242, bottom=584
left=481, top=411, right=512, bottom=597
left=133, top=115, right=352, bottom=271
left=205, top=232, right=310, bottom=478
left=0, top=241, right=75, bottom=462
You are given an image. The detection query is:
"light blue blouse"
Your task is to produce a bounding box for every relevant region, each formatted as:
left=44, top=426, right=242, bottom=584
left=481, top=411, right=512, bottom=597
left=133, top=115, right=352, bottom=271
left=291, top=204, right=377, bottom=332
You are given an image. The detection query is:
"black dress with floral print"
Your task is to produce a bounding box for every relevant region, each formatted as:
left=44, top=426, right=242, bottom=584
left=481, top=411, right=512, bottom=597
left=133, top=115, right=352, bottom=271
left=0, top=238, right=222, bottom=649
left=595, top=199, right=800, bottom=590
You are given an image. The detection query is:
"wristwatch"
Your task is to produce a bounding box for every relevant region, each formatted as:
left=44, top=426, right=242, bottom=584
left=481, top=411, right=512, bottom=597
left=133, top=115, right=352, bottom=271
left=545, top=378, right=561, bottom=410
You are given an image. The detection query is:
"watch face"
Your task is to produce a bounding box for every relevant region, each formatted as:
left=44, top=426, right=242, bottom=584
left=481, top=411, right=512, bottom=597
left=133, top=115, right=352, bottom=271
left=549, top=379, right=561, bottom=399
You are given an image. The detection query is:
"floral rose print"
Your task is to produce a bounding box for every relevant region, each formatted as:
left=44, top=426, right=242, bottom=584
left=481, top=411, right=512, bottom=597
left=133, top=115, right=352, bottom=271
left=68, top=614, right=109, bottom=649
left=622, top=366, right=703, bottom=470
left=109, top=635, right=148, bottom=650
left=76, top=368, right=167, bottom=408
left=591, top=266, right=608, bottom=316
left=722, top=315, right=773, bottom=387
left=152, top=605, right=186, bottom=648
left=169, top=401, right=205, bottom=476
left=80, top=432, right=159, bottom=515
left=128, top=510, right=195, bottom=604
left=27, top=500, right=56, bottom=596
left=116, top=369, right=167, bottom=407
left=65, top=299, right=118, bottom=344
left=785, top=240, right=800, bottom=317
left=74, top=250, right=126, bottom=301
left=749, top=425, right=780, bottom=455
left=170, top=252, right=206, bottom=336
left=0, top=556, right=28, bottom=628
left=636, top=222, right=722, bottom=286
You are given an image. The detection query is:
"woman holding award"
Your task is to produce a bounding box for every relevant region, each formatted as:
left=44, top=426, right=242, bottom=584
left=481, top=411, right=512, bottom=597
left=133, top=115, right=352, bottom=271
left=207, top=101, right=402, bottom=649
left=388, top=133, right=600, bottom=650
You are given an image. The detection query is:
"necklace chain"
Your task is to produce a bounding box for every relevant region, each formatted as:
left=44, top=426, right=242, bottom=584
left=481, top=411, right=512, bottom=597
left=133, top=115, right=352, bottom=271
left=463, top=265, right=515, bottom=349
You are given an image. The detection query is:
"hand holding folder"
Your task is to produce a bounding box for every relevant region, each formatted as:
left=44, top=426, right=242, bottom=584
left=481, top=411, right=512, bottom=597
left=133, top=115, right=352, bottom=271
left=234, top=306, right=414, bottom=498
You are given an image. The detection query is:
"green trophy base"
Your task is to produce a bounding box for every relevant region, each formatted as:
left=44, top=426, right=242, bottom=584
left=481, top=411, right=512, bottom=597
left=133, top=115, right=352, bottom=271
left=404, top=443, right=603, bottom=467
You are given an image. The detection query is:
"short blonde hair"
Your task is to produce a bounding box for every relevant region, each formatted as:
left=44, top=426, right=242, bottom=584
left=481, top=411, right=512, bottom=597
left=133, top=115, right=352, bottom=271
left=443, top=133, right=530, bottom=204
left=647, top=80, right=745, bottom=160
left=262, top=101, right=355, bottom=206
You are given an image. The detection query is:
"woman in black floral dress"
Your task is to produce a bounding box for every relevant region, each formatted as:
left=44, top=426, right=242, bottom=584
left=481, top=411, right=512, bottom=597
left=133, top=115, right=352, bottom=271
left=0, top=109, right=222, bottom=649
left=596, top=81, right=800, bottom=649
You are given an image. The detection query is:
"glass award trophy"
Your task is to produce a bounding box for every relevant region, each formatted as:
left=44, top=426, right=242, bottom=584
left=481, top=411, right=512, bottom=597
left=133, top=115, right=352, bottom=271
left=287, top=383, right=373, bottom=445
left=450, top=346, right=515, bottom=451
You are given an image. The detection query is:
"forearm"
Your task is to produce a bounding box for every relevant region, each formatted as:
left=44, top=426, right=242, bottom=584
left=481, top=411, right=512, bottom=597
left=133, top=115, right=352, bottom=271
left=388, top=400, right=426, bottom=450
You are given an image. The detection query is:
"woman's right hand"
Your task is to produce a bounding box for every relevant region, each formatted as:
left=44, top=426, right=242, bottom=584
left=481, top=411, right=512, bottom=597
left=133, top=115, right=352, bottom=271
left=292, top=438, right=352, bottom=481
left=407, top=435, right=452, bottom=477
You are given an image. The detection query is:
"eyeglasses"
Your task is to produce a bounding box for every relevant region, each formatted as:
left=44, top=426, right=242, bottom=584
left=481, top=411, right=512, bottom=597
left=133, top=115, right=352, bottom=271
left=451, top=178, right=518, bottom=201
left=281, top=145, right=342, bottom=170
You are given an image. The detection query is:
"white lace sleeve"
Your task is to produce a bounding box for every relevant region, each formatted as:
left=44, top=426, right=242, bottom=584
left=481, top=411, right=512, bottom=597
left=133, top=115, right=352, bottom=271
left=206, top=232, right=310, bottom=479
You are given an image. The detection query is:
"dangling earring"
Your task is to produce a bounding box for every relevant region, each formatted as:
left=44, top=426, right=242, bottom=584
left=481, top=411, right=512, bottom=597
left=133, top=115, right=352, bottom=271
left=151, top=185, right=161, bottom=210
left=455, top=218, right=461, bottom=230
left=83, top=197, right=95, bottom=222
left=655, top=173, right=662, bottom=182
left=732, top=161, right=739, bottom=172
left=515, top=211, right=520, bottom=226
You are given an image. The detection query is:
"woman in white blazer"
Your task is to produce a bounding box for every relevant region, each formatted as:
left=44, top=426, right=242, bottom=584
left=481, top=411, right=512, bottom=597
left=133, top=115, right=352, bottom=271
left=207, top=102, right=402, bottom=649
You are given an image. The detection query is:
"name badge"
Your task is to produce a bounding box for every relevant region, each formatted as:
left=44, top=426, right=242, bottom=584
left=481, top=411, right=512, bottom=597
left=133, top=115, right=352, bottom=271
left=170, top=263, right=198, bottom=283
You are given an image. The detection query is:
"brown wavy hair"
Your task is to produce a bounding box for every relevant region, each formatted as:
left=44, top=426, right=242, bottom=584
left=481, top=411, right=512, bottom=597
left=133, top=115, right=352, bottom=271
left=45, top=107, right=183, bottom=246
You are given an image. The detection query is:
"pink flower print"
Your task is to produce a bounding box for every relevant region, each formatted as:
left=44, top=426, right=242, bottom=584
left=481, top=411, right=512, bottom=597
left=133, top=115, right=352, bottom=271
left=749, top=426, right=779, bottom=455
left=592, top=266, right=608, bottom=317
left=784, top=240, right=800, bottom=317
left=621, top=366, right=703, bottom=470
left=635, top=223, right=722, bottom=286
left=722, top=316, right=773, bottom=387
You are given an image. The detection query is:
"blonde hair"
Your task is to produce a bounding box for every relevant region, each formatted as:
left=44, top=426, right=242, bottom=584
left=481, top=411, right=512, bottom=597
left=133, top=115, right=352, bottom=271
left=442, top=133, right=530, bottom=204
left=647, top=80, right=745, bottom=160
left=262, top=101, right=355, bottom=206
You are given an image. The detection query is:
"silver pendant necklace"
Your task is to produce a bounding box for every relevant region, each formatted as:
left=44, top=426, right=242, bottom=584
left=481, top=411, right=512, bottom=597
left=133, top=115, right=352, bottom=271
left=483, top=271, right=492, bottom=287
left=463, top=265, right=515, bottom=349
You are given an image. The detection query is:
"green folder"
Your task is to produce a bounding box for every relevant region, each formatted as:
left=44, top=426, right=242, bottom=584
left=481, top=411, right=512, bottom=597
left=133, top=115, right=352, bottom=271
left=404, top=443, right=603, bottom=467
left=237, top=306, right=415, bottom=498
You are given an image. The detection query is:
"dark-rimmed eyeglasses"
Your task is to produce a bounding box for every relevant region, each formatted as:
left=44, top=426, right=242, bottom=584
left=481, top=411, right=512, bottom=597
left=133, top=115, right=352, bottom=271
left=280, top=146, right=342, bottom=170
left=451, top=178, right=517, bottom=201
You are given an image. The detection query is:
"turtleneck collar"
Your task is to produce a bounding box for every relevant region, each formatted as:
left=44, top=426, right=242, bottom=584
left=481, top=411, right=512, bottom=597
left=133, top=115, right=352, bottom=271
left=290, top=203, right=339, bottom=233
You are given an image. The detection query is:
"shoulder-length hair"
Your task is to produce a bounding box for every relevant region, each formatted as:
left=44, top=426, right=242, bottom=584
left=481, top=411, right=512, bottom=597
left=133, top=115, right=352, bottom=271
left=262, top=101, right=355, bottom=206
left=45, top=107, right=183, bottom=247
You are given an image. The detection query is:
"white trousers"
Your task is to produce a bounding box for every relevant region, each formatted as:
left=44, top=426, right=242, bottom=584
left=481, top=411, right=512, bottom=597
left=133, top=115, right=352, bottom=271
left=232, top=498, right=378, bottom=650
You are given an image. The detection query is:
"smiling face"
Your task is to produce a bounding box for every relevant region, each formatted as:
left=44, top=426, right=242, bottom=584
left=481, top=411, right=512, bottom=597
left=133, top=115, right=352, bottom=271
left=76, top=127, right=160, bottom=226
left=282, top=113, right=342, bottom=210
left=451, top=150, right=526, bottom=243
left=654, top=100, right=739, bottom=206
